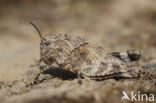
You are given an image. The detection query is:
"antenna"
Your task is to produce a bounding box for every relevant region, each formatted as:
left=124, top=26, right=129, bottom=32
left=30, top=22, right=42, bottom=39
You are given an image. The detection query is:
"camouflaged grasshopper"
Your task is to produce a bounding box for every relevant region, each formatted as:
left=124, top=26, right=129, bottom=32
left=30, top=22, right=141, bottom=80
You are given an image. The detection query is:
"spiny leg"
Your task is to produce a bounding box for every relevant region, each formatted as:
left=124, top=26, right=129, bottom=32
left=105, top=49, right=141, bottom=62
left=81, top=56, right=141, bottom=80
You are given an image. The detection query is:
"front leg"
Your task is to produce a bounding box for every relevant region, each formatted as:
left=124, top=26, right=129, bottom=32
left=27, top=59, right=51, bottom=87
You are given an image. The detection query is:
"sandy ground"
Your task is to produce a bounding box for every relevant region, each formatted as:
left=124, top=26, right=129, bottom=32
left=0, top=0, right=156, bottom=103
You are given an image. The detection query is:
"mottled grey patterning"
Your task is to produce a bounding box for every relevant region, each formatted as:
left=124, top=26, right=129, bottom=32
left=31, top=23, right=141, bottom=80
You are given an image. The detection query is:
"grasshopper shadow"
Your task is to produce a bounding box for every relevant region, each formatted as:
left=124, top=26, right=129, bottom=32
left=41, top=66, right=77, bottom=80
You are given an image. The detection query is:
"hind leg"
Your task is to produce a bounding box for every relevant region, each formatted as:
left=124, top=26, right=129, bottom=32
left=81, top=56, right=141, bottom=80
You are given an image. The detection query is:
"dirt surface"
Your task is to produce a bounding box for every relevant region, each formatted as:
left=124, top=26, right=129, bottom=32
left=0, top=0, right=156, bottom=103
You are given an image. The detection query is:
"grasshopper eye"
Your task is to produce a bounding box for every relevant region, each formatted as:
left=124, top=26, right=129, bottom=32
left=45, top=41, right=51, bottom=46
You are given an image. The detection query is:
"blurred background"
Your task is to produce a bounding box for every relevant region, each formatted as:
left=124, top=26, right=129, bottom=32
left=0, top=0, right=156, bottom=92
left=0, top=0, right=156, bottom=103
